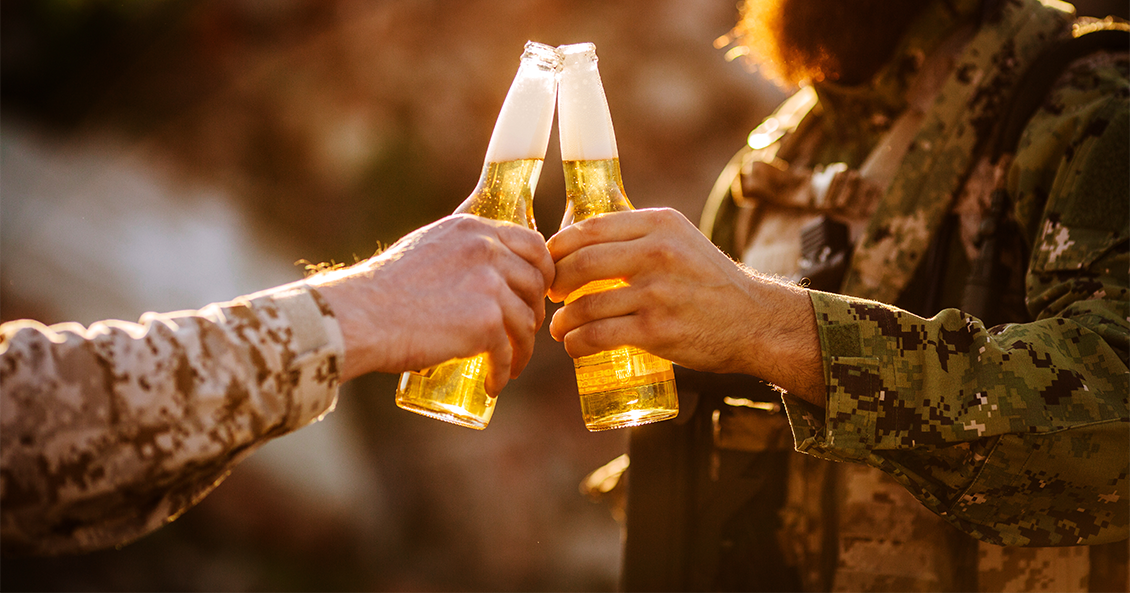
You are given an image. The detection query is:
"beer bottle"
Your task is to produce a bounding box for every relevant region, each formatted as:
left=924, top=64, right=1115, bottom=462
left=395, top=41, right=561, bottom=429
left=556, top=42, right=678, bottom=431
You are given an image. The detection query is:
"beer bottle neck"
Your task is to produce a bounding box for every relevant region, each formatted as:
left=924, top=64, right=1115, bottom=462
left=561, top=158, right=633, bottom=226
left=557, top=45, right=618, bottom=162
left=484, top=43, right=560, bottom=164
left=457, top=159, right=541, bottom=229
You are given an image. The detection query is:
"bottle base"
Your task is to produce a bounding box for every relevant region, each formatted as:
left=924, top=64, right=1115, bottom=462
left=579, top=378, right=678, bottom=432
left=394, top=399, right=489, bottom=430
left=582, top=407, right=679, bottom=432
left=394, top=357, right=494, bottom=430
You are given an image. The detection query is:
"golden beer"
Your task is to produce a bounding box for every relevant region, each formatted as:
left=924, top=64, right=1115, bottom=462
left=395, top=42, right=560, bottom=429
left=557, top=42, right=678, bottom=432
left=559, top=157, right=678, bottom=431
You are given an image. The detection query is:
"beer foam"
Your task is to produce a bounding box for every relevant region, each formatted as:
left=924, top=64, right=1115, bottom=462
left=485, top=64, right=558, bottom=162
left=557, top=43, right=618, bottom=161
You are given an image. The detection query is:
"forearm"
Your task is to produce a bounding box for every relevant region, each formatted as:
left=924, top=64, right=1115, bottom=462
left=738, top=272, right=827, bottom=407
left=0, top=282, right=343, bottom=555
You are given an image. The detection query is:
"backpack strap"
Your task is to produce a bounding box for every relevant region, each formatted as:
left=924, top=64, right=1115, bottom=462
left=991, top=27, right=1129, bottom=163
left=961, top=25, right=1130, bottom=324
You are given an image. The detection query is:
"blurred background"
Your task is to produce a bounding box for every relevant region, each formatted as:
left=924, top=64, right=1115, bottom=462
left=1, top=0, right=1125, bottom=591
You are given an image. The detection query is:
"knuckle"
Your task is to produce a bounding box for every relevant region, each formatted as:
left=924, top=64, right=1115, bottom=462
left=448, top=213, right=481, bottom=234
left=574, top=218, right=601, bottom=241
left=645, top=238, right=680, bottom=266
left=647, top=207, right=677, bottom=225
left=639, top=309, right=669, bottom=341
left=586, top=322, right=619, bottom=351
left=456, top=212, right=489, bottom=228
left=479, top=270, right=508, bottom=297
left=527, top=303, right=540, bottom=328
left=572, top=293, right=599, bottom=322
left=637, top=281, right=666, bottom=305
left=480, top=303, right=507, bottom=334
left=573, top=248, right=599, bottom=276
left=465, top=233, right=502, bottom=262
left=516, top=305, right=538, bottom=335
left=658, top=239, right=681, bottom=263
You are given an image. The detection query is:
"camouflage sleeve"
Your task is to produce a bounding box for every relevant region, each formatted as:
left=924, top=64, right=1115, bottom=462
left=780, top=53, right=1129, bottom=547
left=0, top=281, right=345, bottom=556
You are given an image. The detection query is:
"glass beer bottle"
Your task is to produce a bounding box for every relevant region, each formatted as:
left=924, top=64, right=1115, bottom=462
left=395, top=41, right=561, bottom=429
left=556, top=42, right=678, bottom=431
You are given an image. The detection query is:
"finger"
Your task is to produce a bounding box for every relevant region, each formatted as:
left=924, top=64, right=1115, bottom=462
left=492, top=221, right=555, bottom=291
left=547, top=239, right=646, bottom=303
left=497, top=287, right=539, bottom=378
left=483, top=357, right=512, bottom=398
left=546, top=211, right=647, bottom=263
left=549, top=285, right=640, bottom=341
left=561, top=315, right=647, bottom=359
left=482, top=317, right=515, bottom=397
left=547, top=209, right=676, bottom=262
left=547, top=209, right=696, bottom=303
left=495, top=249, right=551, bottom=330
left=442, top=217, right=548, bottom=321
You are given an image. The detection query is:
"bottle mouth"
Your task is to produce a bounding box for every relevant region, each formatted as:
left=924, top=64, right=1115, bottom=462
left=522, top=41, right=563, bottom=71
left=557, top=42, right=598, bottom=67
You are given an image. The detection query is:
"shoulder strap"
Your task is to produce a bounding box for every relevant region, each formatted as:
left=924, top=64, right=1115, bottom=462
left=992, top=27, right=1129, bottom=162
left=840, top=0, right=1074, bottom=303
left=961, top=25, right=1129, bottom=324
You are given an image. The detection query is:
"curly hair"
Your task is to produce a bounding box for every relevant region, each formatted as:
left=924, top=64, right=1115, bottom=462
left=726, top=0, right=926, bottom=87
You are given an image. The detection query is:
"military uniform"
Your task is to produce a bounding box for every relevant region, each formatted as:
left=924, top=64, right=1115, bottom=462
left=617, top=0, right=1128, bottom=590
left=0, top=281, right=344, bottom=556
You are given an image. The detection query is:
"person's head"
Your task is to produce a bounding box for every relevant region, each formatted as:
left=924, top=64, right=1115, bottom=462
left=730, top=0, right=927, bottom=87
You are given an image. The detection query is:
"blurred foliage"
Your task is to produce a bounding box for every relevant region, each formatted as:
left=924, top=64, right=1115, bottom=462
left=21, top=1, right=1128, bottom=591
left=2, top=0, right=196, bottom=130
left=2, top=1, right=1121, bottom=591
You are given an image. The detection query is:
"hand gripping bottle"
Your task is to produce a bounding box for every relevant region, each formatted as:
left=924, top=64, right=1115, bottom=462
left=556, top=42, right=678, bottom=431
left=394, top=41, right=561, bottom=429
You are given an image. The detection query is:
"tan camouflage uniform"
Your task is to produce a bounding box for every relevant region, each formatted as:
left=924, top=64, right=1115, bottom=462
left=0, top=281, right=344, bottom=556
left=702, top=0, right=1128, bottom=589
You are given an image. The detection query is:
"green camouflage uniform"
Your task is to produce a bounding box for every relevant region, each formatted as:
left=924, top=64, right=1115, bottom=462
left=698, top=0, right=1127, bottom=589
left=0, top=282, right=344, bottom=556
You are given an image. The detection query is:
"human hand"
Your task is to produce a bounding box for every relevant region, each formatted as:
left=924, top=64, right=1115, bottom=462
left=547, top=208, right=824, bottom=400
left=310, top=214, right=554, bottom=394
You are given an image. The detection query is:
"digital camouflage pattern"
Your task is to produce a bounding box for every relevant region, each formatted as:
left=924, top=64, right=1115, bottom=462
left=840, top=0, right=1073, bottom=304
left=789, top=0, right=1129, bottom=548
left=701, top=0, right=1128, bottom=588
left=0, top=281, right=344, bottom=555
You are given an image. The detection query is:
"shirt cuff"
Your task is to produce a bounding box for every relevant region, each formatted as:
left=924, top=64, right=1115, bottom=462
left=782, top=290, right=887, bottom=463
left=244, top=280, right=346, bottom=430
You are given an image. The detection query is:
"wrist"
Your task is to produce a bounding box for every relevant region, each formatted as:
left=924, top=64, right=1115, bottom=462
left=744, top=274, right=826, bottom=407
left=306, top=260, right=390, bottom=382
